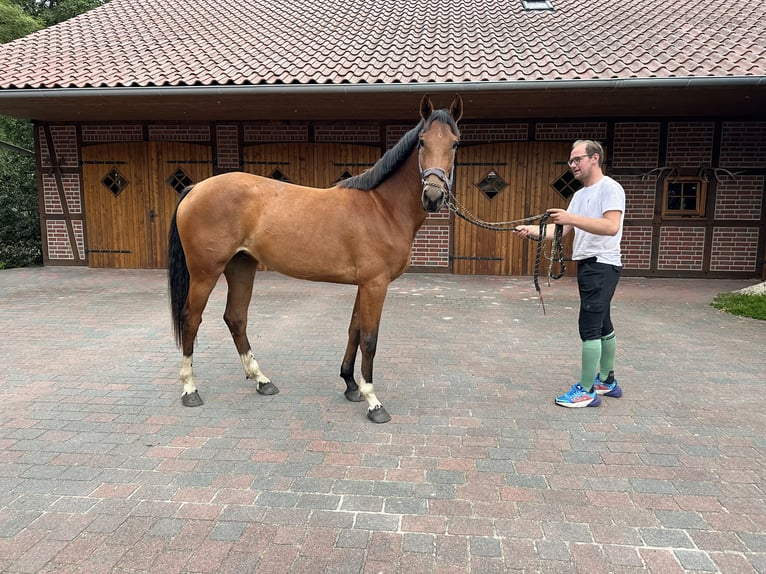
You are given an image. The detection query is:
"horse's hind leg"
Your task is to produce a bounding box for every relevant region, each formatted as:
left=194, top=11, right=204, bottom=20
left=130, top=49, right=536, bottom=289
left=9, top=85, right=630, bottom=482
left=180, top=274, right=219, bottom=407
left=223, top=253, right=278, bottom=396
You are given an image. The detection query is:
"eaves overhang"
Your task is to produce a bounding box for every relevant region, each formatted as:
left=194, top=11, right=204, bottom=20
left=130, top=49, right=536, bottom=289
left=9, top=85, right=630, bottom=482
left=1, top=77, right=765, bottom=122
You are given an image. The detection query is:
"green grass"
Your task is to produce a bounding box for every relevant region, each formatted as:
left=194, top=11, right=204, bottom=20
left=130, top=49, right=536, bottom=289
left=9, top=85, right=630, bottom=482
left=711, top=292, right=766, bottom=320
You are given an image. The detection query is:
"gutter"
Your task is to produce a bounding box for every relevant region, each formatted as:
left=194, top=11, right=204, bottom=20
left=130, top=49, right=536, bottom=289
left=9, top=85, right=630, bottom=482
left=1, top=76, right=765, bottom=101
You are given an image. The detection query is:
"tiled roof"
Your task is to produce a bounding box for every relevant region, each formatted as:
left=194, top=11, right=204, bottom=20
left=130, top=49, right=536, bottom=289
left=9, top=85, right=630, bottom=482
left=1, top=0, right=764, bottom=90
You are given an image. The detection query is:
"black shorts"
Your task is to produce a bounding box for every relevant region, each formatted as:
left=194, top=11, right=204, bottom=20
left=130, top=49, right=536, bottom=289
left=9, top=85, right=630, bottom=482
left=576, top=258, right=621, bottom=340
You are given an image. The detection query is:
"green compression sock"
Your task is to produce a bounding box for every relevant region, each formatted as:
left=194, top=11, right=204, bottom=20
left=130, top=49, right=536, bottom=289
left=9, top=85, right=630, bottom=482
left=600, top=331, right=617, bottom=380
left=581, top=339, right=601, bottom=392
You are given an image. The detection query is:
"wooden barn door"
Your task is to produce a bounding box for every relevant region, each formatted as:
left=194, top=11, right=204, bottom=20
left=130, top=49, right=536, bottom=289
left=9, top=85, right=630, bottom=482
left=243, top=143, right=378, bottom=187
left=82, top=142, right=211, bottom=268
left=82, top=143, right=150, bottom=268
left=453, top=141, right=573, bottom=275
left=147, top=142, right=213, bottom=268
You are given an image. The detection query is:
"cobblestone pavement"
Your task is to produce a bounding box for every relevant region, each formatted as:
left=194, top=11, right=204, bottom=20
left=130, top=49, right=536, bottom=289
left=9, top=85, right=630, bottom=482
left=0, top=267, right=764, bottom=574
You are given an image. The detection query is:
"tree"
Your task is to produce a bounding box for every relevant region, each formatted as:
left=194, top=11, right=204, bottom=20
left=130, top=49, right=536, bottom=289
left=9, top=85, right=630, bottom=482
left=0, top=0, right=108, bottom=267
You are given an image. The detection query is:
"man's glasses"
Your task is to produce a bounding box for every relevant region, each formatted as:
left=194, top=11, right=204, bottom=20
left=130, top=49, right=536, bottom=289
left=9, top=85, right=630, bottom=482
left=567, top=154, right=593, bottom=166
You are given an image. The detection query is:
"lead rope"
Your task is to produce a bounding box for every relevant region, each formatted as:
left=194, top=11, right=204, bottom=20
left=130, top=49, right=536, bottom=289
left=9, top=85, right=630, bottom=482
left=447, top=191, right=566, bottom=314
left=531, top=214, right=566, bottom=315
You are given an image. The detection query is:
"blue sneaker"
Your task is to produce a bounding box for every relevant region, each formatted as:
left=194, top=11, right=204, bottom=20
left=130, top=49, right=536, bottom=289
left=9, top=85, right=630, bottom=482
left=555, top=383, right=601, bottom=408
left=594, top=374, right=623, bottom=398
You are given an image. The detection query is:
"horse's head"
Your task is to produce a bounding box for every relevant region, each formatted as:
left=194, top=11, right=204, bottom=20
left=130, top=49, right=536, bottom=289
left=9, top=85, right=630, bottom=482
left=418, top=94, right=462, bottom=212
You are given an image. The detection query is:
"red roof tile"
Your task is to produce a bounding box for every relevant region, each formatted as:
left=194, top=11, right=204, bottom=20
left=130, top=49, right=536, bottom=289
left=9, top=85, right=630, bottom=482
left=0, top=0, right=764, bottom=89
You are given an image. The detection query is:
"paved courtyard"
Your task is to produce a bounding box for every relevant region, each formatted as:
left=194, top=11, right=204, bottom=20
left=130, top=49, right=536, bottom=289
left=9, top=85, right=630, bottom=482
left=0, top=267, right=764, bottom=573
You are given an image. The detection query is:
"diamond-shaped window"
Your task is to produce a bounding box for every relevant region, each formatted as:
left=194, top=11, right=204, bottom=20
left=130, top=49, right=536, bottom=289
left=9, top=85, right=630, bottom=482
left=333, top=169, right=354, bottom=184
left=270, top=168, right=291, bottom=182
left=475, top=170, right=507, bottom=200
left=168, top=168, right=194, bottom=194
left=551, top=170, right=583, bottom=200
left=102, top=168, right=128, bottom=197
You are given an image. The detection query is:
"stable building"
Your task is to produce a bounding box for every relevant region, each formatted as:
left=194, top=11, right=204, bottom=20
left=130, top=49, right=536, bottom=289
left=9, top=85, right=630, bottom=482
left=0, top=0, right=764, bottom=278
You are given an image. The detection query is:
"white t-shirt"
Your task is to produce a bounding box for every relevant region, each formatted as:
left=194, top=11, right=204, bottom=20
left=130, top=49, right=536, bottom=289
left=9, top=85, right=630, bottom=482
left=566, top=175, right=625, bottom=266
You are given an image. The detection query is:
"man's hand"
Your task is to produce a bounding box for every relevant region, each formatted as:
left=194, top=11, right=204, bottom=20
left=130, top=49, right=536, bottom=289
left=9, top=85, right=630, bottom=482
left=546, top=208, right=573, bottom=226
left=513, top=225, right=536, bottom=239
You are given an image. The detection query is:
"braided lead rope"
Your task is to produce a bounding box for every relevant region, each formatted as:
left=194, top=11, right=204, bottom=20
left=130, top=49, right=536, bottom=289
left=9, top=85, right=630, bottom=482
left=530, top=215, right=566, bottom=315
left=447, top=192, right=566, bottom=314
left=447, top=193, right=546, bottom=230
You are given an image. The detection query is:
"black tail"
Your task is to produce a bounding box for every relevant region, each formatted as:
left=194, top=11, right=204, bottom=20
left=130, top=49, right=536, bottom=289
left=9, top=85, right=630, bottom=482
left=168, top=187, right=193, bottom=347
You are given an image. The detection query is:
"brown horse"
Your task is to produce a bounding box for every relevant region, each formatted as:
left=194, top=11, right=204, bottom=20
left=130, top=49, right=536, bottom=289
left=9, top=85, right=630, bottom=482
left=167, top=94, right=462, bottom=423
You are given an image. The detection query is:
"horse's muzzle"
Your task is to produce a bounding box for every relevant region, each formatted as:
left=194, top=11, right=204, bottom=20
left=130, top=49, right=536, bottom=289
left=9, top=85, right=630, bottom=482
left=422, top=180, right=447, bottom=212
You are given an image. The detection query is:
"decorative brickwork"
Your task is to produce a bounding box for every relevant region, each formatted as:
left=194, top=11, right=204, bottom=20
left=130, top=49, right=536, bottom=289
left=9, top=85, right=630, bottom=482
left=714, top=176, right=764, bottom=220
left=215, top=124, right=239, bottom=169
left=666, top=122, right=715, bottom=167
left=460, top=123, right=528, bottom=142
left=410, top=225, right=450, bottom=267
left=244, top=123, right=309, bottom=142
left=42, top=173, right=81, bottom=214
left=621, top=226, right=652, bottom=269
left=38, top=125, right=78, bottom=168
left=720, top=122, right=766, bottom=168
left=612, top=122, right=660, bottom=169
left=710, top=227, right=759, bottom=272
left=148, top=124, right=211, bottom=141
left=315, top=123, right=379, bottom=143
left=81, top=125, right=143, bottom=143
left=535, top=122, right=607, bottom=141
left=386, top=124, right=416, bottom=148
left=45, top=219, right=84, bottom=260
left=658, top=226, right=705, bottom=271
left=621, top=175, right=656, bottom=220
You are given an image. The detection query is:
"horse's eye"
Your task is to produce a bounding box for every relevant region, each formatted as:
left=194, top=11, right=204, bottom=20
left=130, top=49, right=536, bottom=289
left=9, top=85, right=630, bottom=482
left=418, top=139, right=424, bottom=149
left=452, top=142, right=459, bottom=150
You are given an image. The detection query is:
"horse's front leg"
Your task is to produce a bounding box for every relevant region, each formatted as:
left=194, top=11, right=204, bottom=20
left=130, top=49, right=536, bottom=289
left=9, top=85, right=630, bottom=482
left=340, top=292, right=363, bottom=402
left=357, top=282, right=391, bottom=424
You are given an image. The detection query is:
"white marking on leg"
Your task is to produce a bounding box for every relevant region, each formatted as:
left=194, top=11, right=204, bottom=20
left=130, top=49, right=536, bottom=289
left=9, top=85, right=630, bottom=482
left=180, top=355, right=196, bottom=396
left=240, top=351, right=271, bottom=385
left=359, top=376, right=382, bottom=411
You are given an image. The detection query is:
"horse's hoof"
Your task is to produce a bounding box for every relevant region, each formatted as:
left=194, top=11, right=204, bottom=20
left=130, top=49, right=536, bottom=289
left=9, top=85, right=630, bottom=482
left=345, top=390, right=363, bottom=402
left=182, top=390, right=203, bottom=407
left=257, top=382, right=279, bottom=395
left=367, top=405, right=391, bottom=424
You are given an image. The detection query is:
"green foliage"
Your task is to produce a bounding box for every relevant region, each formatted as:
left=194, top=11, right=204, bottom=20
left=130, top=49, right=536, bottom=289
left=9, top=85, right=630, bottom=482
left=8, top=0, right=106, bottom=27
left=1, top=1, right=108, bottom=268
left=711, top=291, right=766, bottom=321
left=0, top=0, right=41, bottom=42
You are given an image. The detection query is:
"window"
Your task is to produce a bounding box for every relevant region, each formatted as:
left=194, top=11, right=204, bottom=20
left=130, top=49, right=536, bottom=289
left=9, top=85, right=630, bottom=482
left=522, top=0, right=553, bottom=10
left=662, top=178, right=707, bottom=218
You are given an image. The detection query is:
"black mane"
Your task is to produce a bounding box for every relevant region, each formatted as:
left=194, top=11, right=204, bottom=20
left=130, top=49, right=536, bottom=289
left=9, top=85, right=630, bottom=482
left=339, top=109, right=459, bottom=191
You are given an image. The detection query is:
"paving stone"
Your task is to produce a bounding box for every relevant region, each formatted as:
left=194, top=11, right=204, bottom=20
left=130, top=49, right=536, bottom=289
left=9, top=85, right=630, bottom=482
left=1, top=269, right=764, bottom=573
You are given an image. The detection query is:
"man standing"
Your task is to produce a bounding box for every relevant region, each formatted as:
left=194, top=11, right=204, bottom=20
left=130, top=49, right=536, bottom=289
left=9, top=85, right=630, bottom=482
left=513, top=140, right=625, bottom=407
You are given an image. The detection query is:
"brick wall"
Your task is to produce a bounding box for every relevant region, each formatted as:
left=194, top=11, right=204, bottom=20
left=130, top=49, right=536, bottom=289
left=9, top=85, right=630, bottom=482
left=658, top=227, right=705, bottom=271
left=315, top=123, right=379, bottom=143
left=714, top=176, right=764, bottom=220
left=81, top=125, right=143, bottom=143
left=720, top=122, right=766, bottom=168
left=710, top=227, right=760, bottom=272
left=215, top=124, right=239, bottom=170
left=612, top=123, right=660, bottom=169
left=535, top=122, right=608, bottom=141
left=666, top=122, right=714, bottom=166
left=244, top=123, right=308, bottom=142
left=622, top=227, right=652, bottom=269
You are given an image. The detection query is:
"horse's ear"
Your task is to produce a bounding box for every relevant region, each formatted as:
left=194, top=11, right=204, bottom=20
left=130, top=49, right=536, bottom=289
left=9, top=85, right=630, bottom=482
left=450, top=94, right=463, bottom=123
left=420, top=94, right=433, bottom=119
